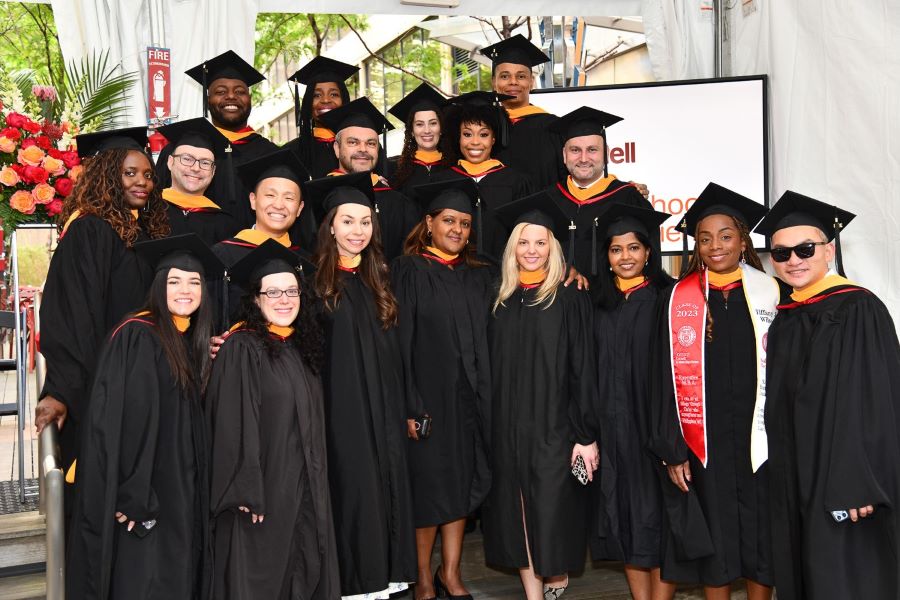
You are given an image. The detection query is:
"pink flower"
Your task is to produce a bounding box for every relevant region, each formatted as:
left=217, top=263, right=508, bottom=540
left=5, top=113, right=28, bottom=128
left=0, top=136, right=16, bottom=154
left=17, top=145, right=45, bottom=166
left=21, top=165, right=49, bottom=184
left=0, top=166, right=20, bottom=187
left=41, top=155, right=66, bottom=176
left=60, top=151, right=80, bottom=168
left=53, top=177, right=73, bottom=197
left=1, top=127, right=21, bottom=141
left=46, top=198, right=64, bottom=217
left=21, top=120, right=41, bottom=134
left=32, top=182, right=56, bottom=205
left=9, top=190, right=36, bottom=214
left=32, top=85, right=58, bottom=102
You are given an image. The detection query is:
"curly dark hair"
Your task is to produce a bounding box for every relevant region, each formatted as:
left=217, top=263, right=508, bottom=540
left=403, top=209, right=485, bottom=268
left=313, top=206, right=399, bottom=329
left=442, top=102, right=509, bottom=163
left=236, top=272, right=325, bottom=374
left=391, top=108, right=450, bottom=190
left=58, top=148, right=169, bottom=245
left=682, top=214, right=763, bottom=341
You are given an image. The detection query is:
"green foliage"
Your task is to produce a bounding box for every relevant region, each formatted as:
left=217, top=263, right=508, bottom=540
left=15, top=243, right=51, bottom=288
left=62, top=50, right=138, bottom=130
left=0, top=3, right=64, bottom=90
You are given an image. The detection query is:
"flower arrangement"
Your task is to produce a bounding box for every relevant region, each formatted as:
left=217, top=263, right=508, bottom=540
left=0, top=88, right=80, bottom=232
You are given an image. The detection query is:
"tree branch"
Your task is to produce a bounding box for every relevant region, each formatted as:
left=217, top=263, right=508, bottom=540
left=471, top=16, right=502, bottom=40
left=338, top=15, right=452, bottom=97
left=307, top=14, right=323, bottom=56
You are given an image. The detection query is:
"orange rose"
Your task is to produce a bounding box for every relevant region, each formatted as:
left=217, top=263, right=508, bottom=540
left=68, top=164, right=83, bottom=182
left=41, top=155, right=65, bottom=176
left=0, top=166, right=20, bottom=186
left=17, top=145, right=45, bottom=166
left=0, top=136, right=15, bottom=154
left=9, top=189, right=36, bottom=214
left=32, top=182, right=55, bottom=205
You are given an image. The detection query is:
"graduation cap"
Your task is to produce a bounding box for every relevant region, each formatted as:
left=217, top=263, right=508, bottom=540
left=754, top=190, right=856, bottom=276
left=228, top=238, right=304, bottom=292
left=445, top=91, right=515, bottom=148
left=388, top=83, right=446, bottom=124
left=185, top=50, right=265, bottom=118
left=237, top=147, right=311, bottom=192
left=480, top=34, right=550, bottom=71
left=678, top=182, right=767, bottom=275
left=303, top=171, right=376, bottom=224
left=287, top=56, right=359, bottom=131
left=156, top=117, right=231, bottom=156
left=549, top=106, right=624, bottom=177
left=133, top=233, right=225, bottom=280
left=412, top=178, right=479, bottom=215
left=75, top=127, right=148, bottom=159
left=494, top=190, right=575, bottom=266
left=317, top=97, right=393, bottom=134
left=595, top=203, right=671, bottom=241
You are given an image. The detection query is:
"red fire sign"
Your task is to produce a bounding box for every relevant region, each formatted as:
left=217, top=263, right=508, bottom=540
left=147, top=47, right=171, bottom=123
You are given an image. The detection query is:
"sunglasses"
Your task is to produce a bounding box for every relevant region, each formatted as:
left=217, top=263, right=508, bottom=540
left=770, top=242, right=828, bottom=262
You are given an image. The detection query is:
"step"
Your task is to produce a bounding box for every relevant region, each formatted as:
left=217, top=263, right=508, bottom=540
left=0, top=511, right=46, bottom=569
left=0, top=572, right=45, bottom=599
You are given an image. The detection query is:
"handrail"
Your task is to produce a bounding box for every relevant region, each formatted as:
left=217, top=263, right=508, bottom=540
left=39, top=422, right=65, bottom=600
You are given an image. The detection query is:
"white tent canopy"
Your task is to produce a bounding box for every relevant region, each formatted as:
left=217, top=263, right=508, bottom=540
left=45, top=0, right=900, bottom=322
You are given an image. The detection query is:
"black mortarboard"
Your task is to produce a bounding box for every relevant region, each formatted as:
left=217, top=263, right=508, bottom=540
left=412, top=178, right=479, bottom=215
left=75, top=127, right=148, bottom=159
left=303, top=171, right=376, bottom=224
left=133, top=233, right=225, bottom=279
left=228, top=238, right=303, bottom=291
left=317, top=97, right=393, bottom=134
left=388, top=83, right=446, bottom=124
left=446, top=90, right=515, bottom=107
left=678, top=182, right=766, bottom=275
left=156, top=117, right=230, bottom=155
left=237, top=147, right=311, bottom=191
left=754, top=190, right=856, bottom=276
left=549, top=106, right=623, bottom=177
left=288, top=56, right=359, bottom=86
left=494, top=191, right=574, bottom=262
left=596, top=204, right=671, bottom=241
left=185, top=50, right=265, bottom=118
left=480, top=34, right=550, bottom=70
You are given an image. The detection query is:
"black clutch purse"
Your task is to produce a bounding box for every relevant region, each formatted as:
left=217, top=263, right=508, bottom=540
left=413, top=414, right=432, bottom=439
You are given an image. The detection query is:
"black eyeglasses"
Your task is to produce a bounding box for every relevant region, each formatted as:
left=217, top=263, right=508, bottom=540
left=258, top=288, right=301, bottom=299
left=770, top=242, right=828, bottom=262
left=172, top=154, right=215, bottom=171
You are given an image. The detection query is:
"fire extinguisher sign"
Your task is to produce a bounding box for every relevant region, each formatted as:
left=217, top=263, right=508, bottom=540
left=147, top=47, right=171, bottom=122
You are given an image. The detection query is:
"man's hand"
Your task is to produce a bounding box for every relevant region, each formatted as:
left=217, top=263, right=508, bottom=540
left=35, top=396, right=67, bottom=434
left=849, top=505, right=875, bottom=522
left=667, top=460, right=692, bottom=493
left=630, top=181, right=650, bottom=199
left=407, top=419, right=419, bottom=441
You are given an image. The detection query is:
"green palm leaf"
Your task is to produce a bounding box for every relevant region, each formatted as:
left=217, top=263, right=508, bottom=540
left=63, top=49, right=138, bottom=130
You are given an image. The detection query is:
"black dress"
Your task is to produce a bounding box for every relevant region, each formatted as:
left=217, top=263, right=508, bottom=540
left=766, top=284, right=900, bottom=600
left=648, top=284, right=773, bottom=586
left=434, top=165, right=534, bottom=261
left=165, top=202, right=239, bottom=247
left=389, top=157, right=450, bottom=198
left=483, top=283, right=597, bottom=576
left=391, top=254, right=494, bottom=527
left=319, top=270, right=416, bottom=595
left=40, top=215, right=153, bottom=473
left=591, top=282, right=667, bottom=568
left=497, top=110, right=565, bottom=189
left=156, top=129, right=278, bottom=228
left=372, top=184, right=421, bottom=261
left=207, top=329, right=340, bottom=600
left=545, top=179, right=652, bottom=276
left=284, top=134, right=338, bottom=180
left=66, top=317, right=208, bottom=600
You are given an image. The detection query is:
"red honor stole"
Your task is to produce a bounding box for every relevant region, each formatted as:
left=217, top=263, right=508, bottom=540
left=668, top=270, right=709, bottom=466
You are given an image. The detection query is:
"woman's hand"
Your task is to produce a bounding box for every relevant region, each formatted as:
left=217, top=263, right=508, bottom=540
left=115, top=511, right=136, bottom=532
left=238, top=506, right=264, bottom=524
left=571, top=442, right=600, bottom=482
left=209, top=332, right=228, bottom=360
left=667, top=460, right=692, bottom=493
left=407, top=419, right=419, bottom=441
left=563, top=266, right=590, bottom=290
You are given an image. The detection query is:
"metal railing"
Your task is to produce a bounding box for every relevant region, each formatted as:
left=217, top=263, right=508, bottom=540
left=38, top=421, right=64, bottom=600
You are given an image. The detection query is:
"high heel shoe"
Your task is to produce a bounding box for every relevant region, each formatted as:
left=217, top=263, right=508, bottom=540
left=434, top=567, right=473, bottom=600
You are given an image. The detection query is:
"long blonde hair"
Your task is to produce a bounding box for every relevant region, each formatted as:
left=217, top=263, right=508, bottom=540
left=493, top=222, right=566, bottom=313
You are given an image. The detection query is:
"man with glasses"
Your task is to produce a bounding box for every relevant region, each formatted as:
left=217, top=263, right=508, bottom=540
left=754, top=191, right=900, bottom=600
left=157, top=118, right=239, bottom=246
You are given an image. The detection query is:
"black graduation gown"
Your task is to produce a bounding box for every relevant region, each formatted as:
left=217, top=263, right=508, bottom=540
left=388, top=158, right=451, bottom=198
left=165, top=203, right=240, bottom=247
left=320, top=271, right=416, bottom=595
left=765, top=285, right=900, bottom=600
left=497, top=110, right=566, bottom=189
left=391, top=255, right=494, bottom=527
left=483, top=283, right=597, bottom=576
left=647, top=284, right=773, bottom=586
left=66, top=318, right=208, bottom=600
left=39, top=215, right=153, bottom=472
left=210, top=237, right=315, bottom=329
left=207, top=329, right=340, bottom=600
left=373, top=184, right=421, bottom=261
left=156, top=131, right=278, bottom=228
left=591, top=282, right=667, bottom=568
left=434, top=165, right=534, bottom=262
left=545, top=179, right=652, bottom=276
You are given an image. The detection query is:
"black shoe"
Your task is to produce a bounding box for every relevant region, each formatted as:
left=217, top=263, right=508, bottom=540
left=434, top=567, right=473, bottom=600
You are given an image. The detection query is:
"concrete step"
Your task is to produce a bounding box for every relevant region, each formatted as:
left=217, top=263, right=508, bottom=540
left=0, top=511, right=46, bottom=570
left=0, top=572, right=45, bottom=599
